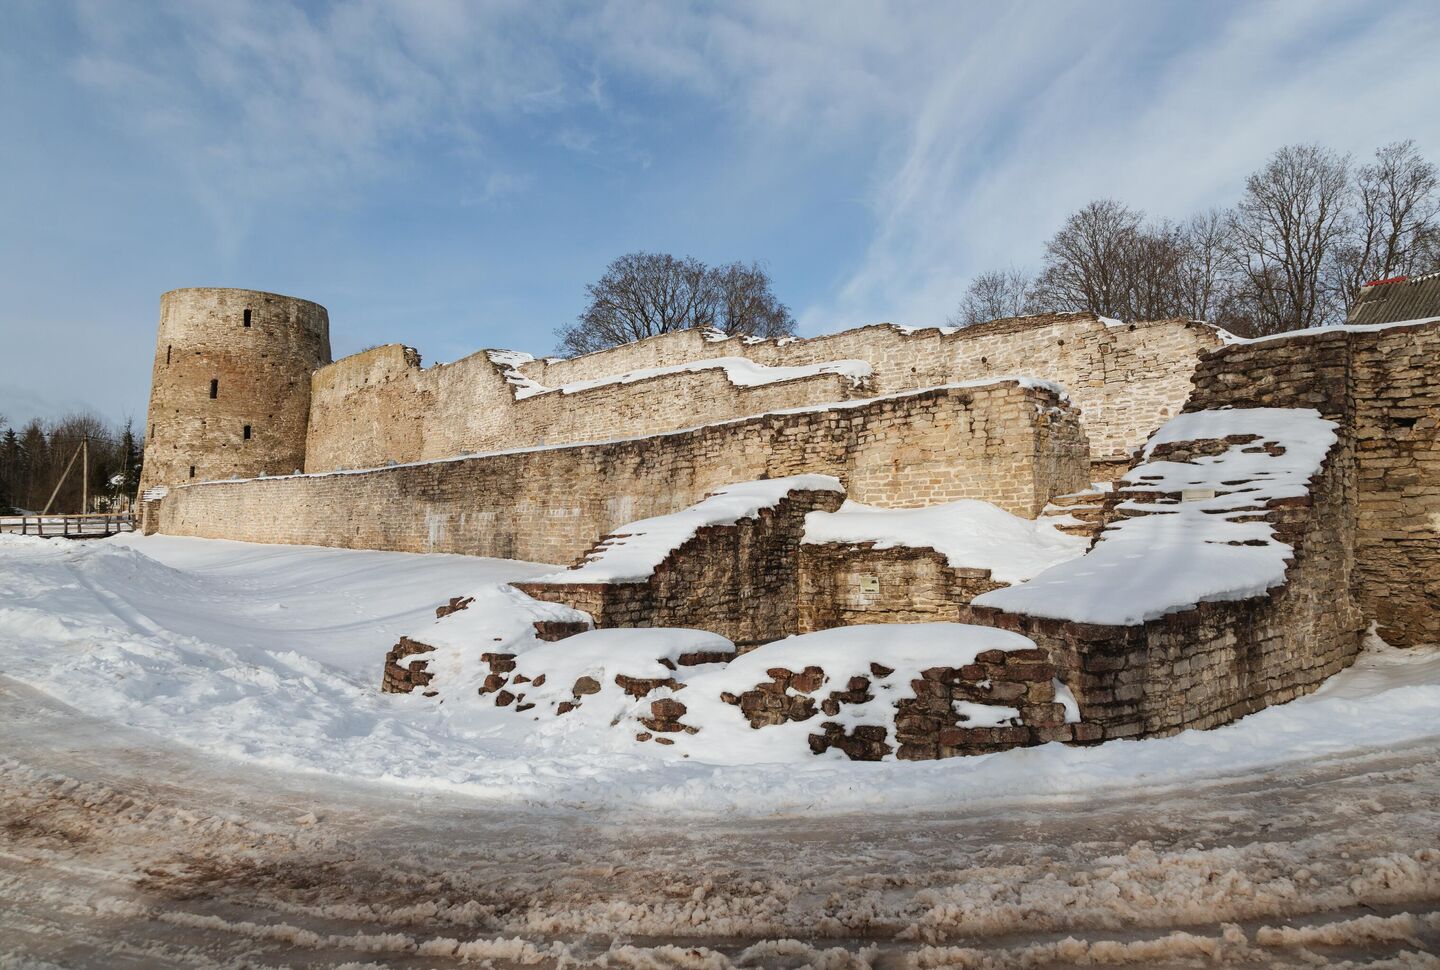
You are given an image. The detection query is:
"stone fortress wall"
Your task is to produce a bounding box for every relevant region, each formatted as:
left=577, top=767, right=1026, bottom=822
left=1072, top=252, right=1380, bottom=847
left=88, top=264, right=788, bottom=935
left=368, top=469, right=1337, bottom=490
left=301, top=312, right=1222, bottom=474
left=154, top=381, right=1089, bottom=565
left=139, top=288, right=331, bottom=495
left=302, top=343, right=873, bottom=473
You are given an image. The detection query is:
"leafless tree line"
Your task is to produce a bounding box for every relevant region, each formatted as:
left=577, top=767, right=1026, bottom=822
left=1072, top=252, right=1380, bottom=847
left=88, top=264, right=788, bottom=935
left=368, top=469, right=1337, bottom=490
left=0, top=413, right=142, bottom=514
left=953, top=141, right=1440, bottom=336
left=557, top=252, right=796, bottom=355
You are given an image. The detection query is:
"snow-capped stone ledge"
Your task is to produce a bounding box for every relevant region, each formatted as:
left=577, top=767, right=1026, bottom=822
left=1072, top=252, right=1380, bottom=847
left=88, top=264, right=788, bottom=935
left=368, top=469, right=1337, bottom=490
left=532, top=475, right=844, bottom=585
left=506, top=356, right=875, bottom=401
left=974, top=408, right=1338, bottom=626
left=515, top=477, right=846, bottom=645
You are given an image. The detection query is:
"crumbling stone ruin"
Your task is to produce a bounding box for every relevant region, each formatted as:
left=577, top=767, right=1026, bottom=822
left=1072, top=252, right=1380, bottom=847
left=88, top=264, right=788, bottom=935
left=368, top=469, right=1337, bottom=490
left=136, top=286, right=1440, bottom=760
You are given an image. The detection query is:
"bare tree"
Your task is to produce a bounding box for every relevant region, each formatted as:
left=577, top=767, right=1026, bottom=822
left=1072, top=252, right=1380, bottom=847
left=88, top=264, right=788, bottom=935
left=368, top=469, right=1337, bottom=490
left=949, top=268, right=1037, bottom=327
left=558, top=252, right=795, bottom=355
left=1032, top=199, right=1144, bottom=317
left=1333, top=140, right=1440, bottom=315
left=1228, top=144, right=1352, bottom=334
left=712, top=260, right=796, bottom=338
left=1171, top=208, right=1233, bottom=321
left=1122, top=219, right=1189, bottom=320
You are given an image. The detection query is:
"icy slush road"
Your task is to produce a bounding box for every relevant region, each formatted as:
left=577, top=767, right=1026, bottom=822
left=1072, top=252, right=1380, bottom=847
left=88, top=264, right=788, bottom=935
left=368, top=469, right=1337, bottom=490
left=3, top=677, right=1438, bottom=969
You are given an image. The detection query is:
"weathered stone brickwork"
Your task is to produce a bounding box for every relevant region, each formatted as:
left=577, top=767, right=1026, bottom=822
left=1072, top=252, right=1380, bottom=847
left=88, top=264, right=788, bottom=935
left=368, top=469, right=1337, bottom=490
left=964, top=429, right=1364, bottom=739
left=795, top=544, right=1006, bottom=632
left=792, top=649, right=1087, bottom=760
left=154, top=381, right=1089, bottom=564
left=518, top=314, right=1220, bottom=462
left=139, top=288, right=331, bottom=494
left=303, top=344, right=873, bottom=473
left=516, top=486, right=844, bottom=646
left=959, top=318, right=1440, bottom=740
left=1183, top=321, right=1440, bottom=647
left=301, top=313, right=1217, bottom=474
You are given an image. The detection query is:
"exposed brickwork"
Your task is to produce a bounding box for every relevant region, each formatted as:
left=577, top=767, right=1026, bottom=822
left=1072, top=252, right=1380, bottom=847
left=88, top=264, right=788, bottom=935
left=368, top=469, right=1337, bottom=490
left=795, top=544, right=1006, bottom=632
left=139, top=288, right=331, bottom=492
left=155, top=382, right=1089, bottom=564
left=955, top=320, right=1440, bottom=739
left=963, top=431, right=1363, bottom=739
left=516, top=487, right=844, bottom=646
left=304, top=344, right=873, bottom=473
left=514, top=314, right=1220, bottom=465
left=381, top=636, right=437, bottom=695
left=1183, top=321, right=1440, bottom=647
left=720, top=649, right=1081, bottom=761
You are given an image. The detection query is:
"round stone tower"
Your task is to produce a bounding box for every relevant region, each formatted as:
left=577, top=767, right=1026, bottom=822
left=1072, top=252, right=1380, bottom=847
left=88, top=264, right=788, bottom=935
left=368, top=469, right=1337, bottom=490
left=138, top=288, right=331, bottom=493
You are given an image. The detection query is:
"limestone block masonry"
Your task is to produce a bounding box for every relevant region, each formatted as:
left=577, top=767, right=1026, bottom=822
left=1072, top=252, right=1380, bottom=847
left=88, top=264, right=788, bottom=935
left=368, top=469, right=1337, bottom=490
left=796, top=544, right=1007, bottom=632
left=154, top=381, right=1090, bottom=564
left=516, top=486, right=846, bottom=646
left=139, top=288, right=331, bottom=497
left=962, top=318, right=1440, bottom=741
left=298, top=313, right=1219, bottom=475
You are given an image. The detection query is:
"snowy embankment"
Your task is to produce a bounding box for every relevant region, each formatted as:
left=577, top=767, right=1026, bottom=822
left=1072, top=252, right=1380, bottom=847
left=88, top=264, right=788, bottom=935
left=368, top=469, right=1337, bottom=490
left=802, top=498, right=1087, bottom=584
left=2, top=533, right=1438, bottom=816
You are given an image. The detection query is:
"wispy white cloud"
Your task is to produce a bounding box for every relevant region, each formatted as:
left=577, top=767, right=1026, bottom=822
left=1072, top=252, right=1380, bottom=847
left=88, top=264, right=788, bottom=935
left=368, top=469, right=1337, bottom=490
left=788, top=0, right=1440, bottom=330
left=68, top=0, right=574, bottom=255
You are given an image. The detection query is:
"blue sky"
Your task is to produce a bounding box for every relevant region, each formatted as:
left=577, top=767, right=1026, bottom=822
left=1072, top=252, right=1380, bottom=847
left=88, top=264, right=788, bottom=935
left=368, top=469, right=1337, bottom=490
left=3, top=0, right=1438, bottom=424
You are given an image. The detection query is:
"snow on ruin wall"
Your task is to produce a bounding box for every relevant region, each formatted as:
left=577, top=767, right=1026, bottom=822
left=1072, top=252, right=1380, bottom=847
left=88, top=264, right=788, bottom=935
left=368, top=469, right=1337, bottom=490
left=1183, top=321, right=1440, bottom=648
left=961, top=317, right=1440, bottom=739
left=155, top=381, right=1090, bottom=564
left=965, top=427, right=1364, bottom=740
left=303, top=313, right=1219, bottom=473
left=516, top=484, right=846, bottom=647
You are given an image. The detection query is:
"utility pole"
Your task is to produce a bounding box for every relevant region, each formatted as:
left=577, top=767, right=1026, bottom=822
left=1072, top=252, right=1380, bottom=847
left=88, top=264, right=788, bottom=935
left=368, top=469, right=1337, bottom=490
left=40, top=440, right=84, bottom=516
left=81, top=434, right=89, bottom=514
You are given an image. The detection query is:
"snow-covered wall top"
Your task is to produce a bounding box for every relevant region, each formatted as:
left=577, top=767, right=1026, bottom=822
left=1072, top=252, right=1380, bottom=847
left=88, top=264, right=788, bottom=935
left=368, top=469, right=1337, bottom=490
left=802, top=499, right=1087, bottom=585
left=504, top=356, right=874, bottom=401
left=973, top=407, right=1339, bottom=625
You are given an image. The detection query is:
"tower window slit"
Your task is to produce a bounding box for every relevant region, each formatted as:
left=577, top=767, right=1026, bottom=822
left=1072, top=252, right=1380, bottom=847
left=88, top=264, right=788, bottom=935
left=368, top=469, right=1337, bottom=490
left=189, top=466, right=196, bottom=478
left=243, top=424, right=252, bottom=440
left=243, top=308, right=252, bottom=328
left=166, top=345, right=172, bottom=365
left=209, top=379, right=218, bottom=399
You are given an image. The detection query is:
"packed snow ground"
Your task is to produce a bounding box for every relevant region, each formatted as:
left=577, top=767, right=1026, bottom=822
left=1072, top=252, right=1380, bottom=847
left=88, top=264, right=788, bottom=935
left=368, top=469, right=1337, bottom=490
left=2, top=533, right=1438, bottom=818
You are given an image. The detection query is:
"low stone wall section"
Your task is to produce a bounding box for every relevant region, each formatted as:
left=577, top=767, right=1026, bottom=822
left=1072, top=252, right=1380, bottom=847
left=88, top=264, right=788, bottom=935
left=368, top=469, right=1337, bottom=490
left=954, top=319, right=1440, bottom=737
left=963, top=428, right=1364, bottom=739
left=1184, top=322, right=1440, bottom=647
left=515, top=486, right=845, bottom=646
left=796, top=544, right=1006, bottom=633
left=155, top=381, right=1089, bottom=564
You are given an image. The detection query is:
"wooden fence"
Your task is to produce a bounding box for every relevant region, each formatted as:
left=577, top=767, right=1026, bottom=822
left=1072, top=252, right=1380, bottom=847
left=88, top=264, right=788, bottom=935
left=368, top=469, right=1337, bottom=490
left=0, top=513, right=135, bottom=538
